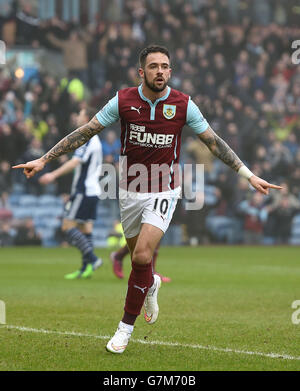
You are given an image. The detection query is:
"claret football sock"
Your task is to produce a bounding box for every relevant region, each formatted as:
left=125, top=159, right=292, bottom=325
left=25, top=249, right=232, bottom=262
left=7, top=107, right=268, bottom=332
left=66, top=228, right=97, bottom=264
left=124, top=261, right=154, bottom=319
left=122, top=311, right=137, bottom=326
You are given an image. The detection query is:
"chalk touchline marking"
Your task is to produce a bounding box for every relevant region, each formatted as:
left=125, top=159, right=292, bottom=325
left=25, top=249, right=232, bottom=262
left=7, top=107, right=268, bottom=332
left=2, top=324, right=300, bottom=361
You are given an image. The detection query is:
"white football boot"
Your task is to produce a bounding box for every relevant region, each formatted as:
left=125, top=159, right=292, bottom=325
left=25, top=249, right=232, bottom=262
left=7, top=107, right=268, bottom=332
left=106, top=323, right=133, bottom=354
left=143, top=274, right=161, bottom=324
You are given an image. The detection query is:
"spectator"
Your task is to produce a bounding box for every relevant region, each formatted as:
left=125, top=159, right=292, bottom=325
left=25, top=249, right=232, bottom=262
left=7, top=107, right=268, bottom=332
left=46, top=29, right=92, bottom=85
left=184, top=136, right=214, bottom=174
left=14, top=218, right=42, bottom=246
left=283, top=132, right=299, bottom=159
left=264, top=182, right=300, bottom=242
left=16, top=2, right=39, bottom=46
left=272, top=197, right=300, bottom=244
left=238, top=192, right=268, bottom=244
left=0, top=221, right=15, bottom=247
left=268, top=141, right=293, bottom=177
left=0, top=160, right=12, bottom=206
left=0, top=124, right=16, bottom=164
left=20, top=138, right=45, bottom=194
left=102, top=130, right=121, bottom=164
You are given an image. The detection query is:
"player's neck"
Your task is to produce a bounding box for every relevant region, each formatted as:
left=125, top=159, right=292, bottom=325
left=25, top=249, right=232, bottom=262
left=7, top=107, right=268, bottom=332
left=141, top=84, right=168, bottom=103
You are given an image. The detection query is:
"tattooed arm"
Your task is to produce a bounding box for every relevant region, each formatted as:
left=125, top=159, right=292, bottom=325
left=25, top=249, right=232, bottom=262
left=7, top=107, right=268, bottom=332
left=13, top=116, right=105, bottom=178
left=41, top=116, right=104, bottom=164
left=198, top=126, right=282, bottom=195
left=198, top=126, right=243, bottom=172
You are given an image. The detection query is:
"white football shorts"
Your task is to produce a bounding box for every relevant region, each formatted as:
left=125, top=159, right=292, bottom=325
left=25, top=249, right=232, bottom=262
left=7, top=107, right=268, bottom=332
left=119, top=187, right=181, bottom=238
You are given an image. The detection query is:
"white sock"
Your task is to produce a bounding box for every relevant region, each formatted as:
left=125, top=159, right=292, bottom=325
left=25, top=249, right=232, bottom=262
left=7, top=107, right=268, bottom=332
left=119, top=321, right=134, bottom=333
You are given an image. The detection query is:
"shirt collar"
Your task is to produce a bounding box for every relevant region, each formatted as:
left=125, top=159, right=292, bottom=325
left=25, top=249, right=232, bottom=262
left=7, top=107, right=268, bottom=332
left=138, top=84, right=171, bottom=105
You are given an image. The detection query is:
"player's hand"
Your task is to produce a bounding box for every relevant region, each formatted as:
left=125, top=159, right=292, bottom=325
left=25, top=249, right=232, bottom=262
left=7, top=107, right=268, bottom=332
left=39, top=172, right=56, bottom=185
left=12, top=158, right=45, bottom=179
left=249, top=175, right=282, bottom=195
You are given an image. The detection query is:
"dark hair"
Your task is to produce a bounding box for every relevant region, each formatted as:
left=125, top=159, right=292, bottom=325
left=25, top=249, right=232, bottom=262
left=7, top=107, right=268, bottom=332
left=139, top=45, right=170, bottom=68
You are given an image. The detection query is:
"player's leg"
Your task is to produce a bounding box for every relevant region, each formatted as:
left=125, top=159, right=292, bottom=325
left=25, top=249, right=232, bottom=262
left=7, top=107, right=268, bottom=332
left=111, top=240, right=171, bottom=282
left=110, top=245, right=130, bottom=279
left=110, top=232, right=141, bottom=279
left=79, top=221, right=94, bottom=266
left=127, top=224, right=163, bottom=324
left=63, top=194, right=100, bottom=279
left=123, top=223, right=163, bottom=322
left=106, top=224, right=163, bottom=354
left=61, top=218, right=84, bottom=279
left=109, top=192, right=142, bottom=281
left=126, top=234, right=139, bottom=254
left=79, top=221, right=103, bottom=278
left=107, top=187, right=180, bottom=353
left=79, top=221, right=94, bottom=248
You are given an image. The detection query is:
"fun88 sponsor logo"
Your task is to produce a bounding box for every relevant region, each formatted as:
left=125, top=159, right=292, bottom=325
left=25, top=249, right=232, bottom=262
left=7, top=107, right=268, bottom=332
left=129, top=123, right=174, bottom=146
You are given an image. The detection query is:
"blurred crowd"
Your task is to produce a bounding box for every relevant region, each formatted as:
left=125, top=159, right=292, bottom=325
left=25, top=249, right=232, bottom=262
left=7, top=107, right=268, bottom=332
left=1, top=0, right=300, bottom=246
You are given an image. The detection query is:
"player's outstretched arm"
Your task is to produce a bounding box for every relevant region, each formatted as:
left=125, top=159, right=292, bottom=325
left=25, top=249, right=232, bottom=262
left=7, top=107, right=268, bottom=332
left=198, top=126, right=282, bottom=195
left=13, top=116, right=105, bottom=179
left=198, top=126, right=243, bottom=171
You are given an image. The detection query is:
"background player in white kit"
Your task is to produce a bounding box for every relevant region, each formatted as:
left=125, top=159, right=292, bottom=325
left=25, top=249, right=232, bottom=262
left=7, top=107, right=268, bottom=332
left=13, top=46, right=282, bottom=355
left=39, top=108, right=103, bottom=279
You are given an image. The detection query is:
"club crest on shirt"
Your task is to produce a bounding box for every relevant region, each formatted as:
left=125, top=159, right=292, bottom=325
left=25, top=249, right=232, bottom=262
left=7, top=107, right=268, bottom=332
left=163, top=104, right=176, bottom=119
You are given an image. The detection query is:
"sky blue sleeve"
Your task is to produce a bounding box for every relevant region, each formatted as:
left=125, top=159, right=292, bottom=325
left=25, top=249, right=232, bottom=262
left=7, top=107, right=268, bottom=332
left=186, top=98, right=209, bottom=134
left=96, top=92, right=119, bottom=127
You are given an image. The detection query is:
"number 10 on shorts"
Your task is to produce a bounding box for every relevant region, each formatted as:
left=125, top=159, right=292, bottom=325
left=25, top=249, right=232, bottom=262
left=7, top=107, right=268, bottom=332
left=153, top=198, right=169, bottom=217
left=0, top=300, right=6, bottom=324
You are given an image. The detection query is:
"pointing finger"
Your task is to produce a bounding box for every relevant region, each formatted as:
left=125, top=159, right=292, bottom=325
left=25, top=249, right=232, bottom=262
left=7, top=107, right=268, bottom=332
left=266, top=184, right=283, bottom=189
left=12, top=164, right=28, bottom=169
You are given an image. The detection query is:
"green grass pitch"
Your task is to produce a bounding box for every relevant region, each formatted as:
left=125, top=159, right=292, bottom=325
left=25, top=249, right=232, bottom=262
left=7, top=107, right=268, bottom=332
left=0, top=246, right=300, bottom=371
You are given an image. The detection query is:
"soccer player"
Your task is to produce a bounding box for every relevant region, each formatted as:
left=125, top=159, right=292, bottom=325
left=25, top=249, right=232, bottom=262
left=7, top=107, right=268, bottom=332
left=13, top=45, right=282, bottom=354
left=39, top=108, right=103, bottom=279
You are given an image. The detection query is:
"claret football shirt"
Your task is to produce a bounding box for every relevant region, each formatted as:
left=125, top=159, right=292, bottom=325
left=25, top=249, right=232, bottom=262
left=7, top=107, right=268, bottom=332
left=96, top=85, right=209, bottom=192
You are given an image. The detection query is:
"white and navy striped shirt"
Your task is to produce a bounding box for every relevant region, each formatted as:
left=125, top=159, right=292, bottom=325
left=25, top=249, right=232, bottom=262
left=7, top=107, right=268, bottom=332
left=71, top=135, right=103, bottom=197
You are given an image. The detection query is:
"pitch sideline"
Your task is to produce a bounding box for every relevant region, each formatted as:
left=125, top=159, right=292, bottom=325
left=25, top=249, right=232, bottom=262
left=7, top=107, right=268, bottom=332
left=2, top=324, right=300, bottom=362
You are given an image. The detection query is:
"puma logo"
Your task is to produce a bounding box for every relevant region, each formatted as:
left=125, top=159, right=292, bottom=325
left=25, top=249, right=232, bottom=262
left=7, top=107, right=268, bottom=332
left=131, top=106, right=141, bottom=114
left=134, top=285, right=147, bottom=294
